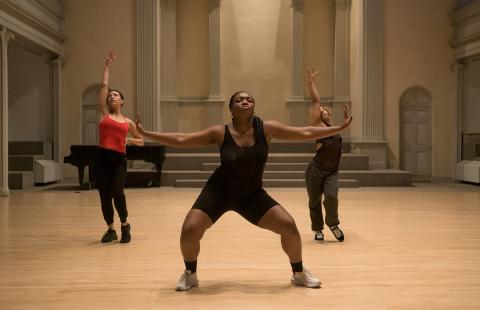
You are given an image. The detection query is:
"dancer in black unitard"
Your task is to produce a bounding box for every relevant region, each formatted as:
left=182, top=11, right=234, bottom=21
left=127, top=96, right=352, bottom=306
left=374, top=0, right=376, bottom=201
left=136, top=91, right=351, bottom=290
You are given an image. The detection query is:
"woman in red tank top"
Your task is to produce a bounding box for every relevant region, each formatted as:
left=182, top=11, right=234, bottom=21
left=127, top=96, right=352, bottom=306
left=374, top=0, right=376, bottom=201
left=95, top=50, right=143, bottom=244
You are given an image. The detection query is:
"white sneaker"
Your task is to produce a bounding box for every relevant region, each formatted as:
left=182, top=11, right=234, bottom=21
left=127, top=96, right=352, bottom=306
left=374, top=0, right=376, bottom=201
left=175, top=270, right=199, bottom=291
left=291, top=269, right=321, bottom=288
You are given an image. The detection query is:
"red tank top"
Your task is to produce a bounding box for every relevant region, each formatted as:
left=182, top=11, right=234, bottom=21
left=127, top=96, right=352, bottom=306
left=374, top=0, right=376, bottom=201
left=98, top=115, right=129, bottom=153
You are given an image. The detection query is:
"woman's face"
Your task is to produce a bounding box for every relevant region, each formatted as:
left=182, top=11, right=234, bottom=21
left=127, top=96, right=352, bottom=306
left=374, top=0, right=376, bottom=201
left=107, top=91, right=123, bottom=110
left=320, top=109, right=331, bottom=125
left=231, top=92, right=255, bottom=118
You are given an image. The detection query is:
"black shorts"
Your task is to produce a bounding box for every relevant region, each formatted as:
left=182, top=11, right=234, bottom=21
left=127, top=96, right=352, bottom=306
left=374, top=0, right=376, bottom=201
left=192, top=183, right=279, bottom=225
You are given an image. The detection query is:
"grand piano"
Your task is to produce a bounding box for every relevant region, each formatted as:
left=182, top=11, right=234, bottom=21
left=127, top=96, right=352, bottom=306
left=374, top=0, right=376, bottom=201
left=64, top=144, right=166, bottom=189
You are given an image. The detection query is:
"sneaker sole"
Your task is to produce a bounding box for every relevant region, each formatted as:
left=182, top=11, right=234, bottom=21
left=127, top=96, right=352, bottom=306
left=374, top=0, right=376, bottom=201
left=290, top=280, right=321, bottom=288
left=175, top=282, right=199, bottom=291
left=101, top=237, right=118, bottom=243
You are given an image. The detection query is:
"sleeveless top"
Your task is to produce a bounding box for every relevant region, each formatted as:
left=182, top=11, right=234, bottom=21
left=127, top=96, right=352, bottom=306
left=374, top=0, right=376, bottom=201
left=312, top=124, right=342, bottom=171
left=207, top=117, right=268, bottom=197
left=98, top=115, right=129, bottom=154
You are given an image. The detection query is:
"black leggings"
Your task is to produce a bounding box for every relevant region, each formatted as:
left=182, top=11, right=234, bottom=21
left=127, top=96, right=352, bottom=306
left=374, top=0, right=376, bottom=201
left=94, top=148, right=128, bottom=225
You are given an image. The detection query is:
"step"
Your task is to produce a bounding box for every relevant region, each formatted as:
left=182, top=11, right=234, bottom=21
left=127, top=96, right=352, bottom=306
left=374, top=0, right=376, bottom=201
left=163, top=169, right=411, bottom=187
left=202, top=162, right=310, bottom=171
left=8, top=141, right=51, bottom=157
left=9, top=155, right=45, bottom=171
left=126, top=169, right=161, bottom=188
left=339, top=169, right=412, bottom=186
left=175, top=178, right=358, bottom=188
left=201, top=153, right=369, bottom=171
left=8, top=171, right=34, bottom=189
left=164, top=153, right=369, bottom=170
left=166, top=141, right=351, bottom=153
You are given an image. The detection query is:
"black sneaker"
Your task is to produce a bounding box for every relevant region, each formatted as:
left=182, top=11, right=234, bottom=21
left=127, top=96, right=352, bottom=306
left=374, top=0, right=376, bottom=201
left=329, top=226, right=344, bottom=242
left=120, top=223, right=131, bottom=243
left=101, top=229, right=118, bottom=243
left=314, top=231, right=324, bottom=242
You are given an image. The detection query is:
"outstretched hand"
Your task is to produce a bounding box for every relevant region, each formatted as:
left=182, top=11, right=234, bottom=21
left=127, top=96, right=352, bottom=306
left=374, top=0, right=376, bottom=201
left=105, top=49, right=117, bottom=67
left=307, top=67, right=319, bottom=84
left=135, top=112, right=145, bottom=135
left=342, top=104, right=352, bottom=129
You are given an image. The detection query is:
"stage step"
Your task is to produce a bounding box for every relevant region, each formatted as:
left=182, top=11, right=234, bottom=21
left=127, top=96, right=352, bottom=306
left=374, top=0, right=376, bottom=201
left=9, top=155, right=45, bottom=171
left=8, top=171, right=34, bottom=189
left=175, top=178, right=359, bottom=188
left=164, top=153, right=369, bottom=170
left=126, top=169, right=161, bottom=188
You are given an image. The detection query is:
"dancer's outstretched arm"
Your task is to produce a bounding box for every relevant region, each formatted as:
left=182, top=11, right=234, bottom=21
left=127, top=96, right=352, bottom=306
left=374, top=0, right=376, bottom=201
left=264, top=105, right=352, bottom=141
left=306, top=67, right=324, bottom=126
left=98, top=50, right=116, bottom=116
left=135, top=115, right=223, bottom=148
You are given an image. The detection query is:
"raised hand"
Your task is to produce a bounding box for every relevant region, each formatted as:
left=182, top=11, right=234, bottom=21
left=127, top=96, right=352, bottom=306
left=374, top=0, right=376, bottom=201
left=307, top=67, right=319, bottom=84
left=105, top=49, right=117, bottom=67
left=135, top=112, right=145, bottom=135
left=341, top=104, right=352, bottom=128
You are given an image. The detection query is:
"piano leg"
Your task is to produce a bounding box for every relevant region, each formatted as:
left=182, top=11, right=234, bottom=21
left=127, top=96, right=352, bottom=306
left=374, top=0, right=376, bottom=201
left=77, top=165, right=85, bottom=186
left=154, top=164, right=163, bottom=187
left=88, top=165, right=95, bottom=189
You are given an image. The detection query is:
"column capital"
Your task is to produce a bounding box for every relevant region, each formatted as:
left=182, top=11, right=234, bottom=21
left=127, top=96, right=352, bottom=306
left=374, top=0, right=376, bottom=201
left=209, top=0, right=220, bottom=7
left=291, top=0, right=305, bottom=7
left=1, top=27, right=15, bottom=44
left=335, top=0, right=352, bottom=6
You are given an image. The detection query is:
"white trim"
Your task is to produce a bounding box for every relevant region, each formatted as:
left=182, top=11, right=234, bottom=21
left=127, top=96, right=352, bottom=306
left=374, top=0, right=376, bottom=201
left=1, top=28, right=12, bottom=196
left=0, top=10, right=62, bottom=54
left=2, top=0, right=64, bottom=34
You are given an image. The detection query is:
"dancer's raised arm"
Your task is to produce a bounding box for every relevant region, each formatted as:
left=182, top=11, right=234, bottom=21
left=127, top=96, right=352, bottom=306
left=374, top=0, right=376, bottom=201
left=98, top=50, right=116, bottom=116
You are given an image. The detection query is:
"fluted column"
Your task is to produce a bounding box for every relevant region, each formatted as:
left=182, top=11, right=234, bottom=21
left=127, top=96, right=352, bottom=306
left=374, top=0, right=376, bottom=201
left=286, top=0, right=308, bottom=126
left=205, top=0, right=224, bottom=126
left=334, top=0, right=351, bottom=101
left=350, top=0, right=387, bottom=168
left=137, top=0, right=161, bottom=131
left=362, top=0, right=383, bottom=141
left=160, top=0, right=178, bottom=131
left=0, top=28, right=14, bottom=196
left=332, top=0, right=352, bottom=138
left=52, top=57, right=62, bottom=162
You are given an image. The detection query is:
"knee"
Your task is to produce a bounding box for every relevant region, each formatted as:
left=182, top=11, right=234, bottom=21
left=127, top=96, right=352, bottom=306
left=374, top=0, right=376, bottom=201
left=181, top=221, right=206, bottom=242
left=324, top=195, right=338, bottom=203
left=280, top=219, right=300, bottom=237
left=111, top=188, right=125, bottom=199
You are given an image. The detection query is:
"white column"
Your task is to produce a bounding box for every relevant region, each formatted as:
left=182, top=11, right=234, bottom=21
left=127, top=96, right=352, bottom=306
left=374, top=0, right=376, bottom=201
left=205, top=0, right=224, bottom=126
left=0, top=28, right=13, bottom=196
left=332, top=0, right=352, bottom=140
left=334, top=0, right=351, bottom=101
left=286, top=0, right=308, bottom=126
left=137, top=0, right=161, bottom=131
left=53, top=57, right=62, bottom=162
left=350, top=0, right=387, bottom=169
left=160, top=0, right=179, bottom=131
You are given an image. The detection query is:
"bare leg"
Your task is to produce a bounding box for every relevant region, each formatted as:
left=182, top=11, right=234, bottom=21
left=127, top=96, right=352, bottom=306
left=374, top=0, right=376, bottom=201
left=257, top=205, right=302, bottom=263
left=180, top=209, right=213, bottom=261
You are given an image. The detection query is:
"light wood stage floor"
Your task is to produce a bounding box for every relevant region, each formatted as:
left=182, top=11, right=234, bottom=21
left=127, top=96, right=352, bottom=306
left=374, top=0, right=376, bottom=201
left=1, top=183, right=479, bottom=309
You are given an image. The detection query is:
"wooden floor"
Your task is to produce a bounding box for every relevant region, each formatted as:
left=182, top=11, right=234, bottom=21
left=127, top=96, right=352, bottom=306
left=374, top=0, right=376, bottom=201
left=1, top=183, right=479, bottom=309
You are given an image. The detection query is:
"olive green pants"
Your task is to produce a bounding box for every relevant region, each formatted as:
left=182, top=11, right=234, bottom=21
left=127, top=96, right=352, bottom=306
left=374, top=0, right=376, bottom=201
left=305, top=163, right=340, bottom=231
